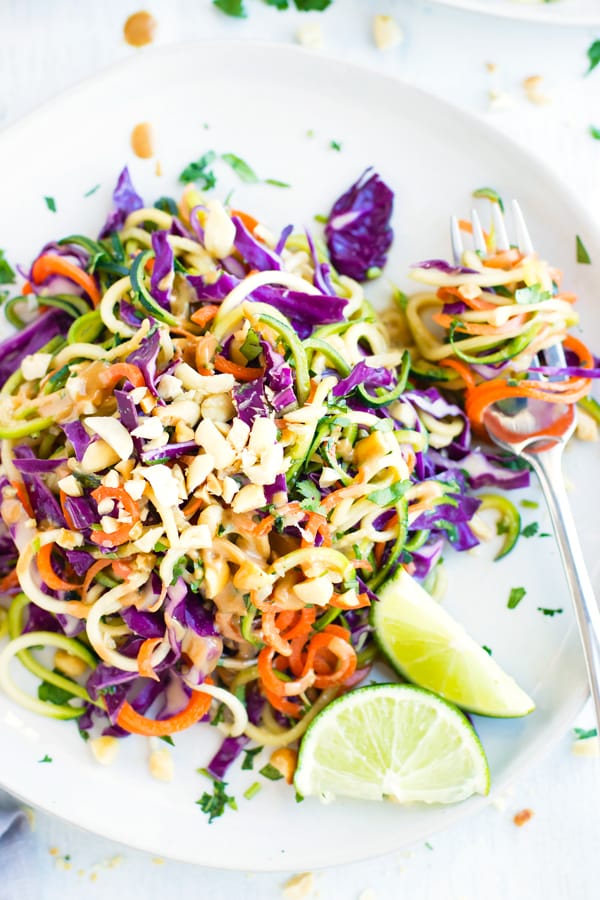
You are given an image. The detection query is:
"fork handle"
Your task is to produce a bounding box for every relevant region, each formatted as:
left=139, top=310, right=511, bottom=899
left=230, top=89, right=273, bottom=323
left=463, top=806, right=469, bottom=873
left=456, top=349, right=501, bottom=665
left=527, top=444, right=600, bottom=727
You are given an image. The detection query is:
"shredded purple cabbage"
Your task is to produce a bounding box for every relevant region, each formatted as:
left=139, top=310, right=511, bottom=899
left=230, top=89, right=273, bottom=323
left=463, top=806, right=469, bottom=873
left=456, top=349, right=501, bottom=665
left=99, top=167, right=144, bottom=238
left=150, top=230, right=174, bottom=311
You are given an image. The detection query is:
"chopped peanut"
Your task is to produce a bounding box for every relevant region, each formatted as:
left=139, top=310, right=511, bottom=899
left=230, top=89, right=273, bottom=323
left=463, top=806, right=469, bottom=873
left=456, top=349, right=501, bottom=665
left=54, top=649, right=87, bottom=678
left=270, top=748, right=298, bottom=785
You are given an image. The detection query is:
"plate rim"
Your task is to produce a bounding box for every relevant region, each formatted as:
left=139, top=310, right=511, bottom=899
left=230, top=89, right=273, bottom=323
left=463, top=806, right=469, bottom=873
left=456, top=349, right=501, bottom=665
left=426, top=0, right=600, bottom=26
left=0, top=39, right=593, bottom=869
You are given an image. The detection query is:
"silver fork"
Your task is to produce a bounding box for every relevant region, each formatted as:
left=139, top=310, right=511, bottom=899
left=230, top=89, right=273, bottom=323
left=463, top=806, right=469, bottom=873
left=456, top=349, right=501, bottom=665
left=451, top=202, right=600, bottom=729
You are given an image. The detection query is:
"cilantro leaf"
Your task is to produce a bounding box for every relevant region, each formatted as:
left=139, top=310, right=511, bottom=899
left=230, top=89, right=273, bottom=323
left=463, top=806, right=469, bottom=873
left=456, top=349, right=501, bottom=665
left=259, top=762, right=284, bottom=781
left=507, top=586, right=526, bottom=609
left=514, top=284, right=551, bottom=305
left=0, top=250, right=16, bottom=285
left=472, top=186, right=505, bottom=213
left=179, top=151, right=217, bottom=188
left=294, top=0, right=333, bottom=9
left=367, top=481, right=410, bottom=507
left=240, top=328, right=262, bottom=362
left=159, top=735, right=175, bottom=746
left=84, top=184, right=101, bottom=197
left=586, top=40, right=600, bottom=75
left=196, top=776, right=238, bottom=823
left=576, top=235, right=591, bottom=264
left=38, top=678, right=74, bottom=706
left=38, top=754, right=53, bottom=763
left=574, top=727, right=597, bottom=740
left=265, top=0, right=289, bottom=7
left=241, top=745, right=263, bottom=770
left=537, top=606, right=563, bottom=617
left=482, top=645, right=492, bottom=656
left=44, top=196, right=57, bottom=213
left=296, top=479, right=322, bottom=511
left=330, top=140, right=342, bottom=151
left=213, top=0, right=247, bottom=16
left=221, top=153, right=260, bottom=184
left=521, top=522, right=539, bottom=538
left=590, top=125, right=600, bottom=141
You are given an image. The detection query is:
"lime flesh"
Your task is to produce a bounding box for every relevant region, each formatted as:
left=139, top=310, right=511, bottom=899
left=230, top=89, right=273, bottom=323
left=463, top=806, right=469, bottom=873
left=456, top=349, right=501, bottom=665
left=294, top=683, right=490, bottom=805
left=372, top=568, right=535, bottom=718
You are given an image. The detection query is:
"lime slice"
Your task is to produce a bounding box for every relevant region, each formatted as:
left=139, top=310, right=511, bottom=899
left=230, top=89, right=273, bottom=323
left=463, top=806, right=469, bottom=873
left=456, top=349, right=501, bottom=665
left=294, top=683, right=490, bottom=804
left=372, top=568, right=534, bottom=717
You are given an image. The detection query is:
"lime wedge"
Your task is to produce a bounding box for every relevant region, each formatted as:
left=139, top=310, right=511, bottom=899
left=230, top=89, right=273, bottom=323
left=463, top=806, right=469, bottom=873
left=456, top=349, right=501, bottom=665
left=372, top=568, right=534, bottom=717
left=294, top=684, right=490, bottom=804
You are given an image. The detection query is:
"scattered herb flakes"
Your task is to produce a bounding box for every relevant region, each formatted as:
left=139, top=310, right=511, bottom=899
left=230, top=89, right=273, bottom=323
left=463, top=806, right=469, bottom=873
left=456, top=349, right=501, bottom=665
left=513, top=808, right=534, bottom=827
left=537, top=607, right=563, bottom=617
left=241, top=745, right=263, bottom=771
left=221, top=152, right=260, bottom=184
left=38, top=754, right=53, bottom=764
left=243, top=781, right=262, bottom=801
left=313, top=213, right=328, bottom=224
left=424, top=841, right=434, bottom=850
left=521, top=522, right=539, bottom=538
left=586, top=40, right=600, bottom=76
left=472, top=186, right=505, bottom=212
left=590, top=125, right=600, bottom=141
left=306, top=128, right=315, bottom=138
left=576, top=235, right=591, bottom=265
left=213, top=0, right=247, bottom=16
left=265, top=178, right=291, bottom=188
left=84, top=184, right=101, bottom=197
left=574, top=727, right=598, bottom=741
left=539, top=532, right=552, bottom=538
left=482, top=645, right=493, bottom=656
left=296, top=0, right=332, bottom=10
left=240, top=328, right=262, bottom=362
left=196, top=776, right=237, bottom=824
left=179, top=151, right=217, bottom=188
left=520, top=499, right=539, bottom=510
left=330, top=140, right=342, bottom=151
left=44, top=196, right=57, bottom=213
left=259, top=762, right=284, bottom=781
left=158, top=735, right=175, bottom=746
left=496, top=519, right=510, bottom=536
left=507, top=586, right=526, bottom=609
left=0, top=250, right=16, bottom=285
left=296, top=478, right=322, bottom=511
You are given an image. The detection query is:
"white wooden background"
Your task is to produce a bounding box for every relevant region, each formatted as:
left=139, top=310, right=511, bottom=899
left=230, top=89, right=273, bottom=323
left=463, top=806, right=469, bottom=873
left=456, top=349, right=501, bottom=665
left=1, top=2, right=600, bottom=898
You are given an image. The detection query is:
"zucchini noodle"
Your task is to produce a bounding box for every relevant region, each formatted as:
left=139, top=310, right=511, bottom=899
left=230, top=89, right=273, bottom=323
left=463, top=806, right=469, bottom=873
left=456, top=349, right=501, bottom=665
left=0, top=168, right=567, bottom=797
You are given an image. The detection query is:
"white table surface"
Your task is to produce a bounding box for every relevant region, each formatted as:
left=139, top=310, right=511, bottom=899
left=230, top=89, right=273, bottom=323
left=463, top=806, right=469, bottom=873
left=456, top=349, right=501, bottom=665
left=1, top=1, right=599, bottom=898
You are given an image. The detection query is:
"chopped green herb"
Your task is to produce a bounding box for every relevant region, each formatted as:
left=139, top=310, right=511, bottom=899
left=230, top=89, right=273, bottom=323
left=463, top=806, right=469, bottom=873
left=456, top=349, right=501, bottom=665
left=537, top=607, right=563, bottom=617
left=367, top=481, right=410, bottom=507
left=221, top=153, right=260, bottom=184
left=330, top=140, right=342, bottom=152
left=44, top=196, right=57, bottom=213
left=179, top=151, right=217, bottom=189
left=539, top=532, right=552, bottom=538
left=515, top=284, right=551, bottom=305
left=213, top=0, right=247, bottom=16
left=576, top=235, right=591, bottom=264
left=38, top=754, right=52, bottom=763
left=295, top=789, right=305, bottom=803
left=520, top=499, right=539, bottom=509
left=306, top=129, right=315, bottom=138
left=265, top=178, right=291, bottom=188
left=508, top=586, right=526, bottom=609
left=589, top=126, right=600, bottom=141
left=313, top=213, right=328, bottom=224
left=482, top=645, right=492, bottom=656
left=496, top=519, right=510, bottom=536
left=295, top=0, right=332, bottom=10
left=425, top=841, right=434, bottom=850
left=586, top=40, right=600, bottom=75
left=241, top=745, right=263, bottom=771
left=574, top=727, right=597, bottom=740
left=84, top=184, right=101, bottom=198
left=240, top=328, right=262, bottom=362
left=472, top=186, right=504, bottom=213
left=38, top=679, right=74, bottom=706
left=171, top=556, right=188, bottom=584
left=243, top=781, right=262, bottom=800
left=296, top=479, right=322, bottom=511
left=0, top=250, right=16, bottom=285
left=211, top=703, right=226, bottom=726
left=159, top=735, right=175, bottom=746
left=521, top=522, right=539, bottom=538
left=196, top=775, right=238, bottom=823
left=259, top=763, right=284, bottom=781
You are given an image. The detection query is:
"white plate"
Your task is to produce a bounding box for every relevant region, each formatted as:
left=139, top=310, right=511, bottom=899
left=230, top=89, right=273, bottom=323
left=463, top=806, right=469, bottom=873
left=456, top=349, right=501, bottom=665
left=0, top=42, right=597, bottom=871
left=428, top=0, right=600, bottom=25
